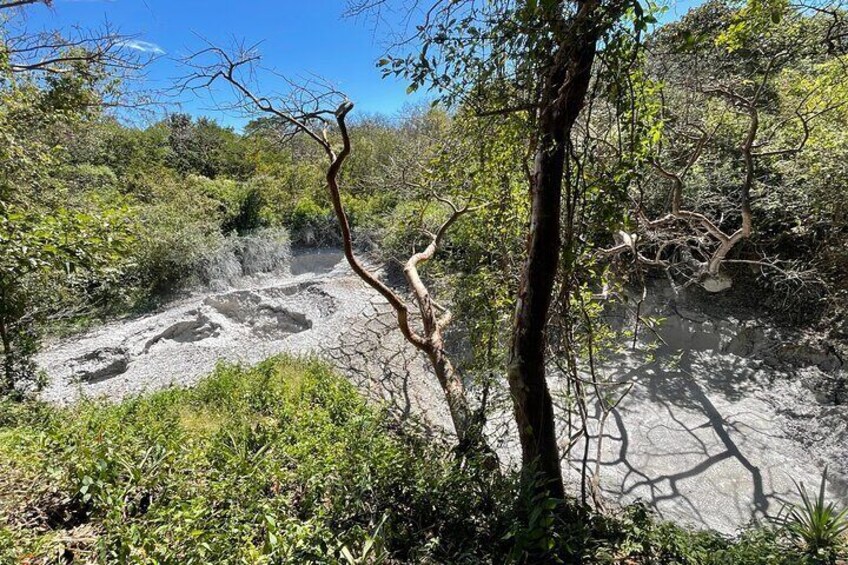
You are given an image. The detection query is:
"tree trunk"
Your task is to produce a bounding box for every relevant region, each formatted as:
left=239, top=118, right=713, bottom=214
left=507, top=1, right=601, bottom=499
left=427, top=343, right=474, bottom=445
left=0, top=314, right=12, bottom=394
left=325, top=103, right=485, bottom=451
left=402, top=204, right=484, bottom=452
left=740, top=106, right=758, bottom=237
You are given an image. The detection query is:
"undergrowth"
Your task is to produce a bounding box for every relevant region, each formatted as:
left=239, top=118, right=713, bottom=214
left=0, top=356, right=840, bottom=563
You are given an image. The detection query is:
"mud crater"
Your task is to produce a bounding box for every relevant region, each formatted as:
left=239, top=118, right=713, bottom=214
left=203, top=289, right=318, bottom=338
left=68, top=347, right=129, bottom=383
left=144, top=311, right=222, bottom=352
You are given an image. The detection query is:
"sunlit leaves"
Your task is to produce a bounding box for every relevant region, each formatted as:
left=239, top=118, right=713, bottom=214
left=716, top=0, right=791, bottom=51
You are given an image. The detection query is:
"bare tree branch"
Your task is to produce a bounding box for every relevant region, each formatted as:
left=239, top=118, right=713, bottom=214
left=179, top=43, right=490, bottom=453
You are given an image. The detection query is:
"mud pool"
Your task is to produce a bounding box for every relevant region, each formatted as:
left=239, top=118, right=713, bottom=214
left=37, top=249, right=848, bottom=534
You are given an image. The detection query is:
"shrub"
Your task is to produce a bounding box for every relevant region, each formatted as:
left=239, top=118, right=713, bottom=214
left=223, top=185, right=265, bottom=235
left=196, top=227, right=291, bottom=287
left=776, top=469, right=848, bottom=559
left=125, top=174, right=226, bottom=298
left=0, top=357, right=512, bottom=563
left=132, top=203, right=225, bottom=297
left=58, top=163, right=120, bottom=196
left=285, top=196, right=340, bottom=246
left=187, top=175, right=267, bottom=236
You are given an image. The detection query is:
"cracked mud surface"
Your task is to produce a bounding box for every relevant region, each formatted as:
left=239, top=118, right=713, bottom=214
left=39, top=250, right=349, bottom=403
left=37, top=250, right=848, bottom=534
left=555, top=286, right=848, bottom=533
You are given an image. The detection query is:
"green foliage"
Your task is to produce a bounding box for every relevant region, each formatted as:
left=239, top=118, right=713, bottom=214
left=378, top=0, right=648, bottom=114
left=628, top=0, right=848, bottom=319
left=226, top=185, right=265, bottom=235
left=165, top=114, right=255, bottom=180
left=0, top=35, right=142, bottom=396
left=185, top=175, right=267, bottom=235
left=129, top=180, right=226, bottom=296
left=381, top=199, right=450, bottom=256
left=776, top=470, right=848, bottom=558
left=339, top=515, right=388, bottom=564
left=0, top=356, right=832, bottom=563
left=405, top=112, right=529, bottom=378
left=716, top=0, right=790, bottom=51
left=587, top=503, right=833, bottom=565
left=285, top=195, right=337, bottom=245
left=0, top=202, right=133, bottom=395
left=0, top=357, right=514, bottom=563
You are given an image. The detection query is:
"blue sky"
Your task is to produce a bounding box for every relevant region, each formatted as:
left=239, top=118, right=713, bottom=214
left=24, top=0, right=426, bottom=126
left=25, top=0, right=700, bottom=128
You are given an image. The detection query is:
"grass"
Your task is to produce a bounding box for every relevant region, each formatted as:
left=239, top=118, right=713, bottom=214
left=0, top=356, right=843, bottom=564
left=0, top=357, right=513, bottom=564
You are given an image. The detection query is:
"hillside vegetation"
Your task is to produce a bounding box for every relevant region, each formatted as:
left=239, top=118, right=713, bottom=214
left=2, top=0, right=848, bottom=562
left=0, top=357, right=835, bottom=564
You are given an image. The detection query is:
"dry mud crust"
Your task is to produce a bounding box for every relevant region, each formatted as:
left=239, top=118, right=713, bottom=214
left=37, top=251, right=847, bottom=534
left=38, top=251, right=348, bottom=404
left=563, top=283, right=847, bottom=533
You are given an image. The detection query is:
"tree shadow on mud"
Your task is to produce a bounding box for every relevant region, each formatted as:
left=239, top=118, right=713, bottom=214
left=572, top=350, right=829, bottom=531
left=323, top=302, right=453, bottom=441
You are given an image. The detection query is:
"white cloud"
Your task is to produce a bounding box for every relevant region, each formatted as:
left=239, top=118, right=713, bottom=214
left=119, top=39, right=165, bottom=55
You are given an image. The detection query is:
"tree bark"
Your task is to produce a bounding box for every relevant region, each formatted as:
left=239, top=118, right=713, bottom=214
left=327, top=103, right=483, bottom=450
left=0, top=315, right=13, bottom=393
left=507, top=0, right=602, bottom=499
left=740, top=106, right=758, bottom=237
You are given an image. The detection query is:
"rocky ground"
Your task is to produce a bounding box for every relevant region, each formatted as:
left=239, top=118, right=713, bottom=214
left=37, top=249, right=847, bottom=535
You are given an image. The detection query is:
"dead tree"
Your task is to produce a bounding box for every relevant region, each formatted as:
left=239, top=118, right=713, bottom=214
left=0, top=1, right=157, bottom=110
left=0, top=0, right=47, bottom=11
left=603, top=47, right=842, bottom=292
left=180, top=45, right=487, bottom=452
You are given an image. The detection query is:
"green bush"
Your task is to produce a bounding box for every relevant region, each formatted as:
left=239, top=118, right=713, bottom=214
left=224, top=186, right=265, bottom=235
left=283, top=196, right=340, bottom=246
left=0, top=357, right=514, bottom=563
left=131, top=194, right=225, bottom=297
left=775, top=470, right=848, bottom=560
left=1, top=356, right=832, bottom=564
left=186, top=175, right=267, bottom=236
left=58, top=163, right=120, bottom=196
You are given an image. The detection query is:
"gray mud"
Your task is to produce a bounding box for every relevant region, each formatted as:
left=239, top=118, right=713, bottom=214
left=555, top=285, right=848, bottom=532
left=37, top=250, right=847, bottom=534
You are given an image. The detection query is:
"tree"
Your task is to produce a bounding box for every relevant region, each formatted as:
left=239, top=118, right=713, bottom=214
left=0, top=2, right=154, bottom=112
left=0, top=0, right=144, bottom=396
left=0, top=204, right=131, bottom=395
left=180, top=45, right=491, bottom=453
left=601, top=0, right=848, bottom=293
left=165, top=114, right=255, bottom=180
left=354, top=0, right=648, bottom=498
